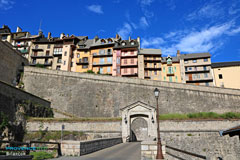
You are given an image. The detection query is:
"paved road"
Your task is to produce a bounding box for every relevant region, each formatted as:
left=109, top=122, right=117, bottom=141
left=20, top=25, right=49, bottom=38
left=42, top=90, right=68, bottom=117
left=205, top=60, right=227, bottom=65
left=52, top=142, right=141, bottom=160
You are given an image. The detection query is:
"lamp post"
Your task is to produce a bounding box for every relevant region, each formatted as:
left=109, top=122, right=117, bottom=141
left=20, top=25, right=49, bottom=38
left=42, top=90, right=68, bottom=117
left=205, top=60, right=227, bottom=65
left=154, top=88, right=164, bottom=159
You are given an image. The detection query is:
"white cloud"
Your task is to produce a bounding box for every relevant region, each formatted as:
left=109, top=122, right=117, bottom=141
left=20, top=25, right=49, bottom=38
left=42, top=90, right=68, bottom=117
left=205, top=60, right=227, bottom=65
left=86, top=5, right=103, bottom=14
left=187, top=1, right=224, bottom=20
left=139, top=17, right=149, bottom=28
left=142, top=22, right=240, bottom=56
left=229, top=0, right=240, bottom=15
left=0, top=0, right=14, bottom=10
left=141, top=37, right=165, bottom=48
left=117, top=23, right=132, bottom=40
left=140, top=0, right=154, bottom=6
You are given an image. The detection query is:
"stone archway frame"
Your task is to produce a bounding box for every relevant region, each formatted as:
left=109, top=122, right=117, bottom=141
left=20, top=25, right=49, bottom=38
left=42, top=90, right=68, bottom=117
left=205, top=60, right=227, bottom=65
left=120, top=101, right=157, bottom=142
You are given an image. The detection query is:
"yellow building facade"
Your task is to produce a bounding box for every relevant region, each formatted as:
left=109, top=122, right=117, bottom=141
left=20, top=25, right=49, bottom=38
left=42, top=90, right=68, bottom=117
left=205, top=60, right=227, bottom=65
left=212, top=62, right=240, bottom=89
left=161, top=56, right=181, bottom=83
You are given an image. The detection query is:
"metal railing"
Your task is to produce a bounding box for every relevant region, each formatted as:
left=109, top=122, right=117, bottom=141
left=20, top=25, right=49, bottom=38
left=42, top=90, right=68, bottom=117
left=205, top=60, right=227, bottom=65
left=166, top=145, right=207, bottom=159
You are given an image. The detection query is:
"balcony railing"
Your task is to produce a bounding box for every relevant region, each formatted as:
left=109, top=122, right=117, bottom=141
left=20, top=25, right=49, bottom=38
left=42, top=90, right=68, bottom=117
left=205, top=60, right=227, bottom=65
left=92, top=62, right=112, bottom=66
left=76, top=59, right=89, bottom=65
left=167, top=72, right=174, bottom=76
left=19, top=49, right=28, bottom=54
left=93, top=52, right=112, bottom=57
left=31, top=54, right=53, bottom=58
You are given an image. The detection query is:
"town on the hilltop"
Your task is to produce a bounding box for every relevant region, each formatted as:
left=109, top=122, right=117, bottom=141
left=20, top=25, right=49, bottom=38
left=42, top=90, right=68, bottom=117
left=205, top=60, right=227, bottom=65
left=1, top=25, right=240, bottom=90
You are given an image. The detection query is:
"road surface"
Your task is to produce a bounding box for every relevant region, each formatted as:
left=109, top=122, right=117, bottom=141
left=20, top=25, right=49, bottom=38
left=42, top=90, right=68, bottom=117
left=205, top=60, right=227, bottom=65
left=52, top=142, right=141, bottom=160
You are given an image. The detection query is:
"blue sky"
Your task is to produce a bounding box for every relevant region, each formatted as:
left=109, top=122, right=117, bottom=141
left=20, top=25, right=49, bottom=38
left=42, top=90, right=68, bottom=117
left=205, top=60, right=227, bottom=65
left=0, top=0, right=240, bottom=62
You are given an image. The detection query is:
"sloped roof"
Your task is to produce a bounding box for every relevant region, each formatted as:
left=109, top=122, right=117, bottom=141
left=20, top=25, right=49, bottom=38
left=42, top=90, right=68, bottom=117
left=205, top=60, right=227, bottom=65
left=180, top=52, right=210, bottom=60
left=139, top=49, right=162, bottom=55
left=212, top=61, right=240, bottom=68
left=162, top=56, right=180, bottom=63
left=113, top=39, right=139, bottom=49
left=120, top=101, right=155, bottom=111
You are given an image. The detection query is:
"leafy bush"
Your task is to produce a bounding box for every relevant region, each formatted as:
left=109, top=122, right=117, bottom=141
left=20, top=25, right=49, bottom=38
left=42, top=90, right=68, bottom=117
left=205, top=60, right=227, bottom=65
left=0, top=112, right=9, bottom=132
left=86, top=70, right=94, bottom=74
left=35, top=64, right=45, bottom=68
left=30, top=151, right=54, bottom=160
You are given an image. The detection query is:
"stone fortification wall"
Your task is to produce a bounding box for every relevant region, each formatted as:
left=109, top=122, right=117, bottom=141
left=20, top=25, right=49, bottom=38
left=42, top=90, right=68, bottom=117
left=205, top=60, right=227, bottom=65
left=23, top=67, right=240, bottom=117
left=0, top=80, right=50, bottom=121
left=0, top=41, right=28, bottom=86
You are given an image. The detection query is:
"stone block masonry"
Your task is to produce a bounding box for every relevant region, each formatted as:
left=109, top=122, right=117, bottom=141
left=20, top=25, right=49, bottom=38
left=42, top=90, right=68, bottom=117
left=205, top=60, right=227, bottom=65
left=0, top=41, right=28, bottom=86
left=0, top=80, right=50, bottom=121
left=23, top=67, right=240, bottom=118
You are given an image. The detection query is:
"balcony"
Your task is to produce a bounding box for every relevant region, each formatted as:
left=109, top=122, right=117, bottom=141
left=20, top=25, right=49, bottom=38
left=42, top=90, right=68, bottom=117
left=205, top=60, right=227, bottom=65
left=32, top=47, right=43, bottom=51
left=92, top=62, right=112, bottom=66
left=121, top=53, right=137, bottom=58
left=167, top=72, right=174, bottom=76
left=185, top=69, right=210, bottom=73
left=93, top=52, right=112, bottom=57
left=54, top=44, right=63, bottom=48
left=186, top=78, right=213, bottom=83
left=31, top=54, right=53, bottom=58
left=30, top=61, right=52, bottom=66
left=76, top=59, right=89, bottom=65
left=144, top=66, right=161, bottom=70
left=144, top=58, right=161, bottom=62
left=122, top=72, right=138, bottom=77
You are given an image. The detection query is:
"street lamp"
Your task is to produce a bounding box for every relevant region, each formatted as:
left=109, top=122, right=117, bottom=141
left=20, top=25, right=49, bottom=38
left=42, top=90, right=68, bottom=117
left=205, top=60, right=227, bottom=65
left=154, top=88, right=164, bottom=159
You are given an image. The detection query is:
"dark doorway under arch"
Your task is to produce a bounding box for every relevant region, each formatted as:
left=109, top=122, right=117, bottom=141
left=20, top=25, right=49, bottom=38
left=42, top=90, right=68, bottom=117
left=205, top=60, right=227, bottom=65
left=130, top=117, right=148, bottom=142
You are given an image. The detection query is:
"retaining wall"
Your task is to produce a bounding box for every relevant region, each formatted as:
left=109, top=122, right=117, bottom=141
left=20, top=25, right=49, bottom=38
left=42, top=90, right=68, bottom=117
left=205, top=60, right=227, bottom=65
left=23, top=67, right=240, bottom=117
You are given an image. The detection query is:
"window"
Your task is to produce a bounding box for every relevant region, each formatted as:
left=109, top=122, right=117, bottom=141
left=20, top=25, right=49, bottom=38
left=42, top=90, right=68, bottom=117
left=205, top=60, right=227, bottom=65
left=164, top=76, right=166, bottom=81
left=167, top=58, right=172, bottom=64
left=56, top=66, right=61, bottom=70
left=131, top=59, right=134, bottom=64
left=57, top=58, right=62, bottom=63
left=77, top=54, right=80, bottom=58
left=163, top=67, right=165, bottom=72
left=194, top=66, right=197, bottom=71
left=100, top=58, right=105, bottom=64
left=34, top=51, right=38, bottom=56
left=203, top=66, right=207, bottom=70
left=107, top=57, right=112, bottom=63
left=131, top=51, right=134, bottom=55
left=131, top=41, right=135, bottom=45
left=64, top=51, right=67, bottom=56
left=63, top=61, right=66, bottom=65
left=219, top=74, right=223, bottom=79
left=169, top=76, right=172, bottom=82
left=154, top=71, right=157, bottom=75
left=99, top=67, right=103, bottom=74
left=117, top=57, right=120, bottom=64
left=84, top=51, right=88, bottom=54
left=46, top=51, right=50, bottom=56
left=124, top=68, right=127, bottom=73
left=204, top=58, right=208, bottom=62
left=99, top=49, right=105, bottom=55
left=188, top=67, right=192, bottom=71
left=122, top=42, right=126, bottom=46
left=174, top=66, right=176, bottom=72
left=107, top=67, right=111, bottom=73
left=107, top=49, right=112, bottom=54
left=205, top=82, right=209, bottom=86
left=53, top=48, right=62, bottom=55
left=117, top=67, right=120, bottom=74
left=82, top=65, right=88, bottom=69
left=131, top=68, right=134, bottom=74
left=35, top=45, right=39, bottom=49
left=168, top=67, right=173, bottom=74
left=45, top=58, right=48, bottom=64
left=184, top=60, right=188, bottom=64
left=32, top=59, right=36, bottom=64
left=47, top=44, right=50, bottom=49
left=175, top=76, right=178, bottom=82
left=83, top=57, right=88, bottom=62
left=1, top=35, right=7, bottom=40
left=124, top=59, right=127, bottom=64
left=71, top=62, right=73, bottom=67
left=204, top=73, right=208, bottom=78
left=193, top=59, right=197, bottom=63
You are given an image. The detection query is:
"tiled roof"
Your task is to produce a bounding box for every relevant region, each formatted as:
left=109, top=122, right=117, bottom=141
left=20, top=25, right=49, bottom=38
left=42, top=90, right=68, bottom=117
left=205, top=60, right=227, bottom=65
left=162, top=56, right=180, bottom=63
left=91, top=37, right=120, bottom=47
left=113, top=39, right=139, bottom=49
left=139, top=49, right=162, bottom=55
left=212, top=61, right=240, bottom=68
left=180, top=52, right=210, bottom=59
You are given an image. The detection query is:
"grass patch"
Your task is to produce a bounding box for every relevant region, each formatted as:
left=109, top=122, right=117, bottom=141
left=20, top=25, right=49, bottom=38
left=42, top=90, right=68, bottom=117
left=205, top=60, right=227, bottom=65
left=159, top=112, right=240, bottom=120
left=27, top=117, right=122, bottom=122
left=30, top=151, right=54, bottom=160
left=24, top=131, right=85, bottom=141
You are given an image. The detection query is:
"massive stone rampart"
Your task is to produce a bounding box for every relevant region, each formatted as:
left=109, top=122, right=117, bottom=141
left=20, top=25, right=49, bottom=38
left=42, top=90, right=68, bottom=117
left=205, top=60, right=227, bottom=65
left=0, top=41, right=28, bottom=86
left=23, top=67, right=240, bottom=117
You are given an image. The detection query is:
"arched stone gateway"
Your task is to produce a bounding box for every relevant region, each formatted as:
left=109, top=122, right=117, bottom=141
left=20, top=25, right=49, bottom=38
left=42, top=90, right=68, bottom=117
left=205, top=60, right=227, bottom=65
left=120, top=101, right=157, bottom=142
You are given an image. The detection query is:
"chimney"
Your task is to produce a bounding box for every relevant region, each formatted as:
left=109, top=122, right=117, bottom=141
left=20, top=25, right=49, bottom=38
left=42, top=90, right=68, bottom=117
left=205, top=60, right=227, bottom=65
left=137, top=37, right=141, bottom=49
left=129, top=36, right=131, bottom=41
left=116, top=34, right=120, bottom=39
left=94, top=35, right=99, bottom=42
left=60, top=33, right=65, bottom=39
left=38, top=30, right=43, bottom=36
left=47, top=32, right=51, bottom=39
left=16, top=26, right=22, bottom=33
left=177, top=50, right=180, bottom=57
left=67, top=34, right=69, bottom=37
